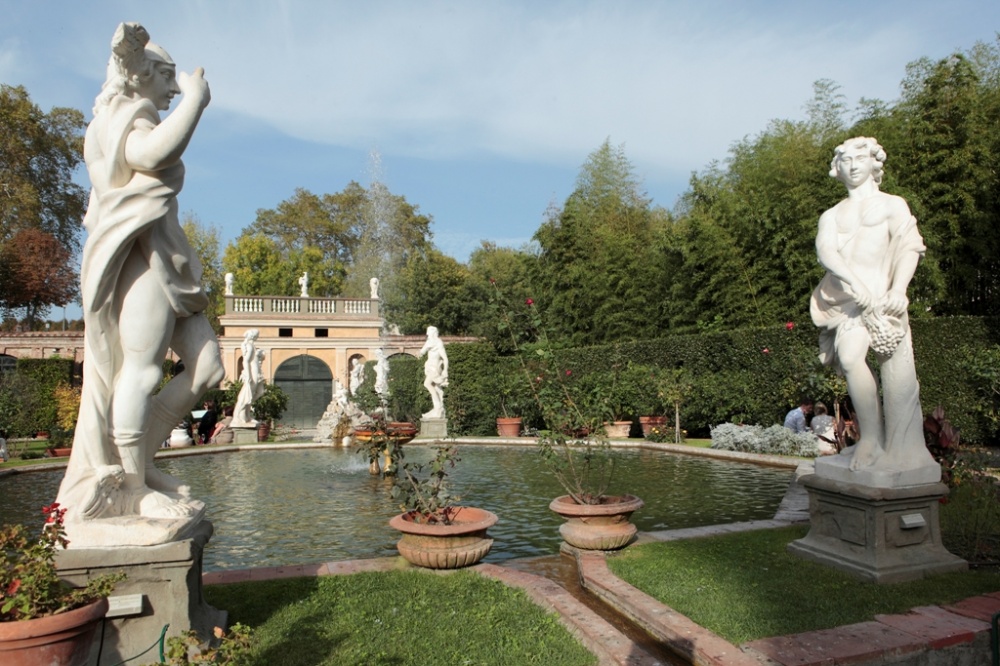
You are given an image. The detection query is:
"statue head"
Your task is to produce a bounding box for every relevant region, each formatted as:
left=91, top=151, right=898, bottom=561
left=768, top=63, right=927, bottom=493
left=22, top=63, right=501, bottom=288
left=830, top=137, right=885, bottom=186
left=94, top=22, right=179, bottom=114
left=245, top=329, right=259, bottom=342
left=426, top=326, right=439, bottom=339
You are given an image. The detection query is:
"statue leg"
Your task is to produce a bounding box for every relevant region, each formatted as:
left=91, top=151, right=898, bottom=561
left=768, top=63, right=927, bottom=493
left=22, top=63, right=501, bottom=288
left=837, top=327, right=884, bottom=470
left=143, top=314, right=224, bottom=493
left=113, top=257, right=176, bottom=492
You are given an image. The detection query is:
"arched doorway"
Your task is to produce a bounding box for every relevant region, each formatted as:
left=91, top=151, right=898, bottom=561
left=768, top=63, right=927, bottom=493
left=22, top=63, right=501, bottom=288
left=273, top=355, right=333, bottom=429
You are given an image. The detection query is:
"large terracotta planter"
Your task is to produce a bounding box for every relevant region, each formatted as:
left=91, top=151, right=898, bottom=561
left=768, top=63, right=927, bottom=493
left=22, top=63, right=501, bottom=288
left=496, top=417, right=522, bottom=437
left=639, top=416, right=667, bottom=437
left=389, top=506, right=497, bottom=569
left=549, top=494, right=644, bottom=550
left=0, top=597, right=108, bottom=666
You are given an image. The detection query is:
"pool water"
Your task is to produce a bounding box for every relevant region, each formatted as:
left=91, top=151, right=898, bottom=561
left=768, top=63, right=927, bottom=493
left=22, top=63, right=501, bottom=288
left=1, top=445, right=791, bottom=571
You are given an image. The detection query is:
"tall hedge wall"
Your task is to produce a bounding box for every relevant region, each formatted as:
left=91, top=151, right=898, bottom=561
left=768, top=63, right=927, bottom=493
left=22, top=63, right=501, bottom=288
left=440, top=317, right=1000, bottom=445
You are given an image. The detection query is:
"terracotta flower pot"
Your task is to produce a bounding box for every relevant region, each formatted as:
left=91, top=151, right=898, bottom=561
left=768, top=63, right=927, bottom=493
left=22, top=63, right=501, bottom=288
left=496, top=417, right=522, bottom=437
left=0, top=597, right=108, bottom=666
left=389, top=506, right=497, bottom=569
left=639, top=416, right=667, bottom=437
left=548, top=494, right=644, bottom=550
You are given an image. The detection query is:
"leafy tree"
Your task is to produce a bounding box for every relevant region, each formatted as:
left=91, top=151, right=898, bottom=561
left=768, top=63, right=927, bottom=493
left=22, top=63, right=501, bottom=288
left=863, top=47, right=1000, bottom=316
left=181, top=214, right=225, bottom=331
left=463, top=242, right=535, bottom=347
left=0, top=228, right=78, bottom=328
left=532, top=139, right=667, bottom=345
left=221, top=233, right=290, bottom=296
left=384, top=248, right=472, bottom=335
left=0, top=85, right=86, bottom=251
left=0, top=85, right=86, bottom=319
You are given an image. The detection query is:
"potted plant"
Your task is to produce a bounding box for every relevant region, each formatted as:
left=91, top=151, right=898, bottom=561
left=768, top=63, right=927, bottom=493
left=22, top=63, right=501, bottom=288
left=251, top=381, right=289, bottom=441
left=388, top=445, right=497, bottom=569
left=354, top=412, right=417, bottom=476
left=0, top=503, right=124, bottom=665
left=490, top=281, right=643, bottom=551
left=495, top=370, right=528, bottom=437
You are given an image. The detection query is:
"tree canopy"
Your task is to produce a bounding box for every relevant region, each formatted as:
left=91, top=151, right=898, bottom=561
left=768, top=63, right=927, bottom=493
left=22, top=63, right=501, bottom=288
left=0, top=85, right=86, bottom=323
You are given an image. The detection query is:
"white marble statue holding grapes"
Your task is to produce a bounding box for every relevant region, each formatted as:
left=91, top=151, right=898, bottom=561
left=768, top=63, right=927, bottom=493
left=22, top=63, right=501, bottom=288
left=55, top=22, right=223, bottom=546
left=810, top=137, right=939, bottom=486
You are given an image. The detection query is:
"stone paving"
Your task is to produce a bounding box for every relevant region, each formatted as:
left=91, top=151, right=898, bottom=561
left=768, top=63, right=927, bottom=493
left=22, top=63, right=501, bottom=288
left=201, top=453, right=1000, bottom=665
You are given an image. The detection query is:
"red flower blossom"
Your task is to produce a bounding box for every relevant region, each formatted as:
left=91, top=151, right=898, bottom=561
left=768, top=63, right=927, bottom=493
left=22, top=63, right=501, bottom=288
left=6, top=579, right=21, bottom=596
left=762, top=347, right=770, bottom=354
left=525, top=298, right=534, bottom=306
left=785, top=321, right=795, bottom=331
left=565, top=369, right=572, bottom=376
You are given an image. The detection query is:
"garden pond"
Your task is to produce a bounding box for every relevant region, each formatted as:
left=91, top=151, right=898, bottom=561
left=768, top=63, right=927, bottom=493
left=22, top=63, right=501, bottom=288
left=1, top=445, right=792, bottom=571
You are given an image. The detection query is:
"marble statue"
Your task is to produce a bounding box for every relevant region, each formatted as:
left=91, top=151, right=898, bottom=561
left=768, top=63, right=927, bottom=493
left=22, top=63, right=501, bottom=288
left=231, top=330, right=265, bottom=427
left=313, top=379, right=366, bottom=444
left=374, top=348, right=389, bottom=399
left=370, top=277, right=380, bottom=299
left=419, top=326, right=448, bottom=419
left=224, top=272, right=234, bottom=296
left=811, top=137, right=938, bottom=486
left=55, top=22, right=223, bottom=546
left=298, top=271, right=309, bottom=298
left=349, top=357, right=365, bottom=395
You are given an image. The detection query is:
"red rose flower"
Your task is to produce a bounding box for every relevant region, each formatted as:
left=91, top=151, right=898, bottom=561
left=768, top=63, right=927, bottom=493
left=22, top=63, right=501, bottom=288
left=525, top=298, right=534, bottom=306
left=785, top=321, right=794, bottom=331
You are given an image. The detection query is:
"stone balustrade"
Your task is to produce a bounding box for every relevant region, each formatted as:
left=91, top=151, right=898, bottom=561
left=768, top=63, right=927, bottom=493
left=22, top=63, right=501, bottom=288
left=224, top=295, right=378, bottom=318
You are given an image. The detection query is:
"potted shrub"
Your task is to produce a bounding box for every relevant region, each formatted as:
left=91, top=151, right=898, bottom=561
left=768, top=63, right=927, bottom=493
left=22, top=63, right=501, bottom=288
left=490, top=281, right=643, bottom=551
left=495, top=370, right=528, bottom=437
left=388, top=445, right=497, bottom=569
left=0, top=503, right=124, bottom=665
left=252, top=382, right=289, bottom=441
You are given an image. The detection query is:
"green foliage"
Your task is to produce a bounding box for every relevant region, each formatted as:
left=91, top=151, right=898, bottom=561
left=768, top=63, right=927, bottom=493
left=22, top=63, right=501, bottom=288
left=0, top=85, right=86, bottom=324
left=940, top=448, right=1000, bottom=563
left=443, top=316, right=1000, bottom=446
left=181, top=214, right=225, bottom=332
left=391, top=445, right=461, bottom=523
left=146, top=624, right=254, bottom=666
left=1, top=503, right=124, bottom=621
left=383, top=248, right=473, bottom=335
left=0, top=358, right=73, bottom=436
left=532, top=139, right=670, bottom=346
left=204, top=572, right=596, bottom=665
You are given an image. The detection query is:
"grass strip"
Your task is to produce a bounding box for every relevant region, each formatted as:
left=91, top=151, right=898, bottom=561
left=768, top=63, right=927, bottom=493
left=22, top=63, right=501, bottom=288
left=607, top=525, right=1000, bottom=644
left=205, top=569, right=597, bottom=666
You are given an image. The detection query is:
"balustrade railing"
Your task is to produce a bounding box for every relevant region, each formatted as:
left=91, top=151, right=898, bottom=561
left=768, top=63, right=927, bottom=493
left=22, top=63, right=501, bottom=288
left=224, top=296, right=379, bottom=318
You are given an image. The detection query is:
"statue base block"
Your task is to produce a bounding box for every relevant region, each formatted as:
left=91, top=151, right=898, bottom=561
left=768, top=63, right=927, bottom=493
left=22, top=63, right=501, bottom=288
left=814, top=451, right=941, bottom=488
left=232, top=426, right=258, bottom=444
left=419, top=417, right=448, bottom=439
left=56, top=520, right=225, bottom=665
left=788, top=474, right=966, bottom=583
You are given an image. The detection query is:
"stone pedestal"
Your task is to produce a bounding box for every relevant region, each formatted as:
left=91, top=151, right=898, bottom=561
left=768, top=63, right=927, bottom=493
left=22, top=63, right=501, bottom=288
left=56, top=520, right=225, bottom=665
left=232, top=426, right=258, bottom=444
left=419, top=416, right=447, bottom=439
left=788, top=474, right=966, bottom=583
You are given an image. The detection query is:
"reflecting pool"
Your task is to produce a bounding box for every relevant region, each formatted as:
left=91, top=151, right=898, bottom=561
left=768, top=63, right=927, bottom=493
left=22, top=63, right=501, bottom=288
left=1, top=445, right=791, bottom=571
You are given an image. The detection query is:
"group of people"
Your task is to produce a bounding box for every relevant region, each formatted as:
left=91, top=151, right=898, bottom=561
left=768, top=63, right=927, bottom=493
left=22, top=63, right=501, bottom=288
left=784, top=398, right=837, bottom=455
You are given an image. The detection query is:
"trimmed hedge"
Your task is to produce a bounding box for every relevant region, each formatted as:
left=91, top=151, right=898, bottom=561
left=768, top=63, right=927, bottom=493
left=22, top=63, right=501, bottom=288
left=440, top=316, right=1000, bottom=445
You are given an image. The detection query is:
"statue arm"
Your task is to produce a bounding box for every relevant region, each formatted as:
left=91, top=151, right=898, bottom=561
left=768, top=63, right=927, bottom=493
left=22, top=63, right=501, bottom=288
left=124, top=68, right=210, bottom=171
left=883, top=199, right=923, bottom=316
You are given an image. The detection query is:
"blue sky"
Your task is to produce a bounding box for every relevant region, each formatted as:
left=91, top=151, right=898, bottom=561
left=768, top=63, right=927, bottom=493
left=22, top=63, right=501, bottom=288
left=3, top=1, right=998, bottom=273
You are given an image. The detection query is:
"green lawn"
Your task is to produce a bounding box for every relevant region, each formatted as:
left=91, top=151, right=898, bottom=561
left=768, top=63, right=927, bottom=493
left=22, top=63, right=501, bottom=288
left=204, top=570, right=597, bottom=666
left=607, top=525, right=1000, bottom=644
